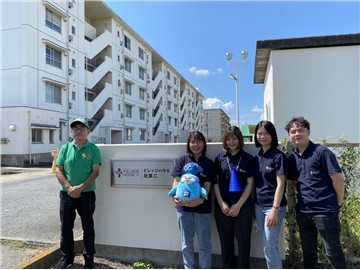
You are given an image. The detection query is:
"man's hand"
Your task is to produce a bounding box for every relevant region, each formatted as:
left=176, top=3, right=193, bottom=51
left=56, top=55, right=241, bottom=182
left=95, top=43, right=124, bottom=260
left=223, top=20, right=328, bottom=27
left=67, top=185, right=83, bottom=198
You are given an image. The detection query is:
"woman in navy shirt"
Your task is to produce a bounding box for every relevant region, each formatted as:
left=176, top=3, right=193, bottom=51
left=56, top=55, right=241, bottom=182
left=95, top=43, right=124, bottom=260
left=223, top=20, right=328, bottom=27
left=253, top=121, right=287, bottom=269
left=214, top=126, right=254, bottom=269
left=171, top=131, right=216, bottom=269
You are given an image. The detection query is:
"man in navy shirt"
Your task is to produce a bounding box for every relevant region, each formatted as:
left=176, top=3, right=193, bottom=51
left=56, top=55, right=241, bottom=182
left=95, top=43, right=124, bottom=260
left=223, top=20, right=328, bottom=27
left=285, top=117, right=346, bottom=269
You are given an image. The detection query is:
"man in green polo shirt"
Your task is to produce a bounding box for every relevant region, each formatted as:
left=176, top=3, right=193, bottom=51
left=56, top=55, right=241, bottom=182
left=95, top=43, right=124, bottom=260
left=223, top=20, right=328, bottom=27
left=55, top=118, right=101, bottom=269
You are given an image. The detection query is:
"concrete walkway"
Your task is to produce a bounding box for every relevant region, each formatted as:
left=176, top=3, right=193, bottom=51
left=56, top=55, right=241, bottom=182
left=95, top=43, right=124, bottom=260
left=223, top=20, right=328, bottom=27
left=0, top=167, right=82, bottom=269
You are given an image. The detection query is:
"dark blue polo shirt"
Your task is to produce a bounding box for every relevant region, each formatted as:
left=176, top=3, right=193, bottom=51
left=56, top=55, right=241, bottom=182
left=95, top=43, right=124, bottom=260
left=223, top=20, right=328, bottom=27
left=287, top=141, right=342, bottom=214
left=172, top=154, right=216, bottom=214
left=214, top=149, right=254, bottom=207
left=254, top=147, right=287, bottom=207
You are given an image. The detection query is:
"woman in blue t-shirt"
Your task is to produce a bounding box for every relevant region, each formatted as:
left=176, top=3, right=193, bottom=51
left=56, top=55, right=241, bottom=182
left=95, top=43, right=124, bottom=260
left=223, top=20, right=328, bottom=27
left=171, top=131, right=216, bottom=269
left=253, top=120, right=287, bottom=269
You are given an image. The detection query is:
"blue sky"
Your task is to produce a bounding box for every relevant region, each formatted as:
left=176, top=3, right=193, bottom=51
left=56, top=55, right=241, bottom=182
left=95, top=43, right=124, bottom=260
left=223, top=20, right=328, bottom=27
left=104, top=1, right=360, bottom=125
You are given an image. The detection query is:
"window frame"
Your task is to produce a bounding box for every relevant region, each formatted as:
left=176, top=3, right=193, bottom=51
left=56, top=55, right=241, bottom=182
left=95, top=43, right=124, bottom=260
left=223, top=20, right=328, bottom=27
left=31, top=129, right=43, bottom=144
left=45, top=9, right=61, bottom=33
left=46, top=46, right=62, bottom=68
left=45, top=82, right=62, bottom=104
left=125, top=104, right=132, bottom=118
left=125, top=82, right=132, bottom=95
left=124, top=35, right=131, bottom=50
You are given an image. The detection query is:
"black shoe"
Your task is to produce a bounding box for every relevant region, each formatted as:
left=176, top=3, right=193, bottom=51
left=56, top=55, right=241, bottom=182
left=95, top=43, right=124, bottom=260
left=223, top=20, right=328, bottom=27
left=84, top=259, right=95, bottom=269
left=56, top=257, right=74, bottom=269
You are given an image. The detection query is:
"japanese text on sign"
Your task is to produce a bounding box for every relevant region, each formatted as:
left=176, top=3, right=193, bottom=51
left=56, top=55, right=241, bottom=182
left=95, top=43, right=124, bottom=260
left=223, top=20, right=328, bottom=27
left=111, top=159, right=175, bottom=188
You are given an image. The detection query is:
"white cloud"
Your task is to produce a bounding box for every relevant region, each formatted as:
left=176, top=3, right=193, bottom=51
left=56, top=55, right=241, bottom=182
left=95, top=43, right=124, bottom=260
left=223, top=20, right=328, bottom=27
left=250, top=105, right=263, bottom=113
left=189, top=67, right=211, bottom=76
left=216, top=68, right=224, bottom=74
left=203, top=97, right=234, bottom=111
left=187, top=67, right=223, bottom=76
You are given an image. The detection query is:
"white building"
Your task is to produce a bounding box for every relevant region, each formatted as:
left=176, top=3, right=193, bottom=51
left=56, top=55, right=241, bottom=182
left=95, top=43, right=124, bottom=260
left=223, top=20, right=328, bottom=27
left=254, top=33, right=360, bottom=143
left=1, top=1, right=204, bottom=166
left=203, top=108, right=230, bottom=142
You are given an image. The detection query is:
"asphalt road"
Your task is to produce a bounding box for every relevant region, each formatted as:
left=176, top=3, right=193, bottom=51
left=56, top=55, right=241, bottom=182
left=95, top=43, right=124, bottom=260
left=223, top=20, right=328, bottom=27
left=0, top=167, right=82, bottom=268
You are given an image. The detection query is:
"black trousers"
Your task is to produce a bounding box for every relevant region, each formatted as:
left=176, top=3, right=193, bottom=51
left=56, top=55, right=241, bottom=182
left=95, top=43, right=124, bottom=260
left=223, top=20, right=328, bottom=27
left=214, top=202, right=254, bottom=269
left=59, top=191, right=96, bottom=259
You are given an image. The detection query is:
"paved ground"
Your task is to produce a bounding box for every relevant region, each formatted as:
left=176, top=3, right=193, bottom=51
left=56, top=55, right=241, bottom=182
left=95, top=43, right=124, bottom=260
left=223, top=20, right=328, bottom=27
left=0, top=167, right=82, bottom=269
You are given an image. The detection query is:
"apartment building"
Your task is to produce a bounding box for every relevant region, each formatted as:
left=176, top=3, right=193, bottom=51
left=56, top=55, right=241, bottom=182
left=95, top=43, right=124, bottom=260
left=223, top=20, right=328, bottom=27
left=1, top=0, right=204, bottom=166
left=203, top=109, right=230, bottom=142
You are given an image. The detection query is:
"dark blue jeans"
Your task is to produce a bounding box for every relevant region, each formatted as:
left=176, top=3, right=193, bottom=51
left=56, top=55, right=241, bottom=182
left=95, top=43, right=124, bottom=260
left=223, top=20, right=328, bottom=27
left=296, top=211, right=347, bottom=269
left=214, top=203, right=254, bottom=269
left=60, top=191, right=96, bottom=260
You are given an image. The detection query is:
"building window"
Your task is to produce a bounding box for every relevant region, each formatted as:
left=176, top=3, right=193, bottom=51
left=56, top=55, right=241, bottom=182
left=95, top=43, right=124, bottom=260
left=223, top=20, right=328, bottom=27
left=174, top=104, right=178, bottom=113
left=174, top=90, right=178, bottom=98
left=46, top=82, right=62, bottom=104
left=72, top=58, right=76, bottom=68
left=125, top=59, right=131, bottom=73
left=49, top=130, right=55, bottom=144
left=46, top=46, right=61, bottom=68
left=167, top=86, right=171, bottom=95
left=174, top=77, right=177, bottom=85
left=139, top=108, right=146, bottom=121
left=166, top=71, right=170, bottom=80
left=124, top=35, right=131, bottom=50
left=72, top=91, right=76, bottom=101
left=71, top=26, right=75, bottom=35
left=125, top=128, right=133, bottom=141
left=139, top=88, right=145, bottom=100
left=174, top=119, right=178, bottom=127
left=125, top=82, right=132, bottom=95
left=138, top=47, right=144, bottom=60
left=167, top=101, right=171, bottom=110
left=59, top=122, right=63, bottom=141
left=45, top=9, right=61, bottom=33
left=32, top=129, right=43, bottom=143
left=139, top=68, right=145, bottom=80
left=168, top=117, right=171, bottom=126
left=125, top=104, right=132, bottom=118
left=140, top=129, right=146, bottom=141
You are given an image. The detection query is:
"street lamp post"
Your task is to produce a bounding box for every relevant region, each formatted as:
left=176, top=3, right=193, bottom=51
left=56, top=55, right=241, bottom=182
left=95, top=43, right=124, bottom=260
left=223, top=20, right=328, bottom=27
left=225, top=51, right=248, bottom=127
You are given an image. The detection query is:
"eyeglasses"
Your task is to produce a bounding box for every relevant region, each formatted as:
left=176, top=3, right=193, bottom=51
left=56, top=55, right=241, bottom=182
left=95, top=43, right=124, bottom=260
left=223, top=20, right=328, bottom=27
left=72, top=127, right=87, bottom=132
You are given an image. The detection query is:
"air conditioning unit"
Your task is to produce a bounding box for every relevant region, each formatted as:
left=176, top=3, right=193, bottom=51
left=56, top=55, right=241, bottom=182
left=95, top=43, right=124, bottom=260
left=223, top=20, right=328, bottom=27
left=68, top=68, right=73, bottom=75
left=147, top=80, right=150, bottom=83
left=68, top=35, right=74, bottom=42
left=68, top=1, right=74, bottom=8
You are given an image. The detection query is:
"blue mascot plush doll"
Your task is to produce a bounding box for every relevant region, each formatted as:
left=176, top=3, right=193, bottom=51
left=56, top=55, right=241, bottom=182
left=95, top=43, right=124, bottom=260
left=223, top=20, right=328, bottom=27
left=168, top=162, right=208, bottom=201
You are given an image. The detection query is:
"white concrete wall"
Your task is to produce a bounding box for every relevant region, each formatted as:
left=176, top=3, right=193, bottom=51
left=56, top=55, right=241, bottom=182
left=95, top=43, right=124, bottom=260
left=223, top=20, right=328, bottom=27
left=264, top=46, right=360, bottom=143
left=95, top=143, right=286, bottom=260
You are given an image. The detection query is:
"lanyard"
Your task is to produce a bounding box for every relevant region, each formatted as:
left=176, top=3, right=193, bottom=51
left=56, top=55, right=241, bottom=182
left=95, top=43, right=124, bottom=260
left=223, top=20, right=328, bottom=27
left=227, top=155, right=242, bottom=171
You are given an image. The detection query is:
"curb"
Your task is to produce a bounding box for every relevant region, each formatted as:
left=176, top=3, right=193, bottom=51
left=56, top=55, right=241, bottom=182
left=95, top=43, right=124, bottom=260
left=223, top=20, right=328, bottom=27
left=15, top=244, right=61, bottom=269
left=14, top=239, right=83, bottom=269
